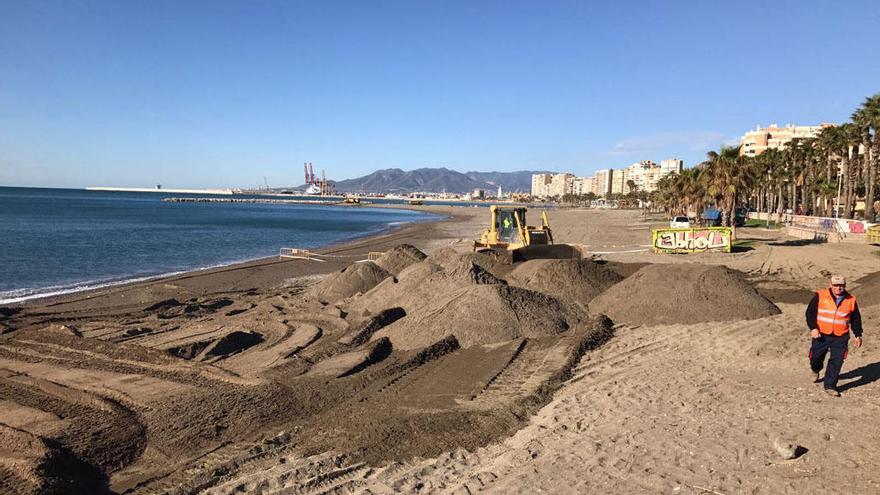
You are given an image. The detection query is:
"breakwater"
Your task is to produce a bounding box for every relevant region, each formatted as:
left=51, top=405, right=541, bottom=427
left=163, top=197, right=364, bottom=205
left=87, top=186, right=234, bottom=195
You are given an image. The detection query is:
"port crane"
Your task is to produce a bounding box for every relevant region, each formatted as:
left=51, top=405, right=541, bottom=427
left=303, top=162, right=333, bottom=195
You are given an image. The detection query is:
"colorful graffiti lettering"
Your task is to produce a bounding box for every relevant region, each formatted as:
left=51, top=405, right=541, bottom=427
left=652, top=227, right=732, bottom=253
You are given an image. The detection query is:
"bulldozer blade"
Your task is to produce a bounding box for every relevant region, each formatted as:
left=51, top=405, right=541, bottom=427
left=476, top=247, right=515, bottom=264
left=512, top=244, right=584, bottom=262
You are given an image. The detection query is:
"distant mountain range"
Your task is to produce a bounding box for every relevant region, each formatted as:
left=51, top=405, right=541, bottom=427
left=301, top=168, right=550, bottom=194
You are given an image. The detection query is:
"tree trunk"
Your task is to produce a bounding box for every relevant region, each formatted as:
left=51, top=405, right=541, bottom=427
left=811, top=188, right=818, bottom=217
left=757, top=187, right=764, bottom=221
left=842, top=155, right=852, bottom=219
left=867, top=138, right=878, bottom=223
left=776, top=185, right=784, bottom=224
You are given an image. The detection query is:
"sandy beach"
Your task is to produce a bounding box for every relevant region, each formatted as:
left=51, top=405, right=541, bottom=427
left=2, top=206, right=879, bottom=495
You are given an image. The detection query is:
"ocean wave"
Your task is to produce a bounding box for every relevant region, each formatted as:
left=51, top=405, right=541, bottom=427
left=0, top=272, right=186, bottom=305
left=0, top=258, right=258, bottom=305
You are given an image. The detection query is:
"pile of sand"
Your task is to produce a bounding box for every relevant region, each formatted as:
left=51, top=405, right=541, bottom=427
left=309, top=261, right=391, bottom=303
left=506, top=259, right=623, bottom=305
left=374, top=284, right=574, bottom=349
left=855, top=270, right=880, bottom=307
left=589, top=264, right=780, bottom=326
left=342, top=252, right=582, bottom=350
left=426, top=246, right=507, bottom=277
left=0, top=424, right=106, bottom=495
left=348, top=257, right=504, bottom=316
left=374, top=244, right=427, bottom=275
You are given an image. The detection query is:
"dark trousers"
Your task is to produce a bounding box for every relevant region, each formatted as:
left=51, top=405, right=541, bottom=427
left=809, top=334, right=849, bottom=389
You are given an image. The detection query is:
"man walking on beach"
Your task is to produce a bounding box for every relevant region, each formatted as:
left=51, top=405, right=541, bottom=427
left=806, top=275, right=864, bottom=397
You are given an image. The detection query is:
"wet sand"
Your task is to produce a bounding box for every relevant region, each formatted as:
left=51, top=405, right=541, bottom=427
left=3, top=207, right=880, bottom=495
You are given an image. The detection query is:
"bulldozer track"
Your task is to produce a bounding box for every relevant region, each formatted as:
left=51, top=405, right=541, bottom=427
left=469, top=339, right=529, bottom=402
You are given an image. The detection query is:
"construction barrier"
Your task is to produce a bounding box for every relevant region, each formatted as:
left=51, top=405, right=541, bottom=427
left=279, top=248, right=325, bottom=262
left=868, top=225, right=880, bottom=245
left=652, top=227, right=732, bottom=254
left=279, top=247, right=372, bottom=262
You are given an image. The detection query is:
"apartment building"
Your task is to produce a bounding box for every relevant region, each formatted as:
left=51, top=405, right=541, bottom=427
left=533, top=158, right=682, bottom=199
left=593, top=169, right=612, bottom=197
left=660, top=158, right=683, bottom=175
left=573, top=176, right=597, bottom=196
left=739, top=123, right=834, bottom=157
left=547, top=173, right=575, bottom=197
left=530, top=173, right=553, bottom=197
left=530, top=173, right=575, bottom=198
left=610, top=169, right=627, bottom=194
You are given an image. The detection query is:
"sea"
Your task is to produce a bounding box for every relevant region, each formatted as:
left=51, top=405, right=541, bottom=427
left=0, top=187, right=440, bottom=304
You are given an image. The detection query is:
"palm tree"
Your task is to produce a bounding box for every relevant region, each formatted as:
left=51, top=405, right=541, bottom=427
left=785, top=138, right=808, bottom=214
left=702, top=146, right=753, bottom=238
left=817, top=125, right=844, bottom=217
left=853, top=93, right=880, bottom=222
left=626, top=179, right=637, bottom=194
left=839, top=123, right=861, bottom=218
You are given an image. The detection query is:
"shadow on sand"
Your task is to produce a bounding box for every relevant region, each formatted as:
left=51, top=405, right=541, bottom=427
left=768, top=238, right=826, bottom=247
left=839, top=361, right=880, bottom=392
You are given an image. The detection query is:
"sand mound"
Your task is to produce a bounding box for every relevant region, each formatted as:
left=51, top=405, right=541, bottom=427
left=855, top=270, right=880, bottom=307
left=375, top=284, right=574, bottom=350
left=310, top=261, right=391, bottom=303
left=349, top=258, right=504, bottom=317
left=348, top=262, right=443, bottom=314
left=506, top=259, right=623, bottom=305
left=426, top=247, right=506, bottom=277
left=374, top=244, right=427, bottom=275
left=589, top=264, right=780, bottom=326
left=0, top=424, right=108, bottom=495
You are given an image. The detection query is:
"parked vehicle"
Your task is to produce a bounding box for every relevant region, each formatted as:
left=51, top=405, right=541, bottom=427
left=702, top=207, right=746, bottom=227
left=670, top=216, right=690, bottom=228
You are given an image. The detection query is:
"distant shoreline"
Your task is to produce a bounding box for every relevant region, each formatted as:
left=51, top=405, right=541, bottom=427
left=86, top=186, right=234, bottom=195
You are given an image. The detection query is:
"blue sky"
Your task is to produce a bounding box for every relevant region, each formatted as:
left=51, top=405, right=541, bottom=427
left=1, top=0, right=878, bottom=189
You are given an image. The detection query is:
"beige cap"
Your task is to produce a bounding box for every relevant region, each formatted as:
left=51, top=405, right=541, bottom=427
left=830, top=275, right=847, bottom=286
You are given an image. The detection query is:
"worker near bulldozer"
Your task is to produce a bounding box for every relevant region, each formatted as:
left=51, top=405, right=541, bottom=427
left=805, top=275, right=864, bottom=397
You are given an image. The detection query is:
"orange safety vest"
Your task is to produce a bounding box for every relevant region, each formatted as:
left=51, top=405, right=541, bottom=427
left=816, top=290, right=857, bottom=336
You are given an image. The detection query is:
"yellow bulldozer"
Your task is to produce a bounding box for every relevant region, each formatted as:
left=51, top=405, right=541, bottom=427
left=473, top=205, right=581, bottom=263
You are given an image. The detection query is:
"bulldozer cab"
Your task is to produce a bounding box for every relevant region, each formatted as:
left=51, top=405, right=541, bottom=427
left=496, top=208, right=521, bottom=244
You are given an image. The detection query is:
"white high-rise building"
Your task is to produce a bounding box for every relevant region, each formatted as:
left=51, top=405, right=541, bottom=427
left=594, top=169, right=612, bottom=197
left=610, top=169, right=627, bottom=194
left=739, top=124, right=834, bottom=157
left=660, top=158, right=683, bottom=175
left=547, top=173, right=575, bottom=197
left=573, top=176, right=596, bottom=196
left=531, top=173, right=552, bottom=198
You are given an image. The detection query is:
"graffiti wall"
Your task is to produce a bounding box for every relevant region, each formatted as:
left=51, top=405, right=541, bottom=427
left=652, top=227, right=732, bottom=253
